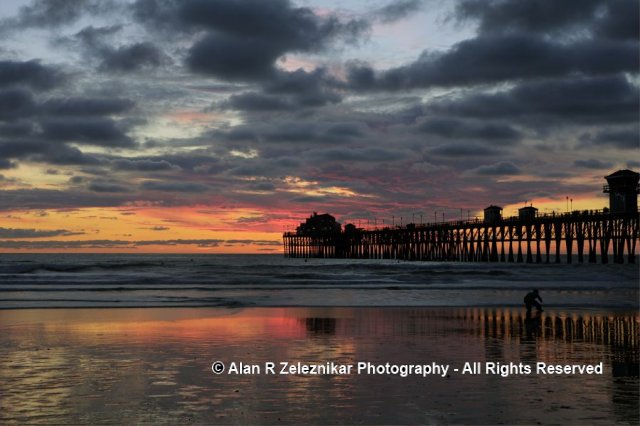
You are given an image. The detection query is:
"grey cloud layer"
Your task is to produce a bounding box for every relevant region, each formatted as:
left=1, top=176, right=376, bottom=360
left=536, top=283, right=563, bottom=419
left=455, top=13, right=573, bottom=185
left=0, top=0, right=636, bottom=218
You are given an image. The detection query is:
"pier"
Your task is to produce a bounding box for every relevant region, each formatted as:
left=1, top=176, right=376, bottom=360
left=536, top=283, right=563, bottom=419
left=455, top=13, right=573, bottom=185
left=283, top=170, right=640, bottom=264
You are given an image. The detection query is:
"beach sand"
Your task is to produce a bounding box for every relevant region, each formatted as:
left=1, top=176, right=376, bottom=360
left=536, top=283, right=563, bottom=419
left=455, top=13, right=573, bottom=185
left=0, top=307, right=637, bottom=424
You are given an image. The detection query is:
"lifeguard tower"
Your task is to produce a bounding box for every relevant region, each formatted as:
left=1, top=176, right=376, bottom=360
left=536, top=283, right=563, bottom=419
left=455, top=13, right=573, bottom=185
left=483, top=205, right=502, bottom=224
left=518, top=206, right=538, bottom=221
left=603, top=170, right=639, bottom=214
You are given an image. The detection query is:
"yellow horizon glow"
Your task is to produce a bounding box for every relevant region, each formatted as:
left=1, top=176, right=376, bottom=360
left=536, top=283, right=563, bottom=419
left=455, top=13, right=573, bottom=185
left=0, top=206, right=285, bottom=254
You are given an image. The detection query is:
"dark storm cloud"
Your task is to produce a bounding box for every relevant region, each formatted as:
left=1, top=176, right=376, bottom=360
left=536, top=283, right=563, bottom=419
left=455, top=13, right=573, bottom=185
left=112, top=158, right=179, bottom=171
left=0, top=88, right=37, bottom=120
left=42, top=97, right=134, bottom=116
left=374, top=0, right=424, bottom=23
left=324, top=123, right=364, bottom=139
left=0, top=140, right=63, bottom=159
left=428, top=143, right=499, bottom=157
left=0, top=188, right=134, bottom=210
left=141, top=181, right=209, bottom=192
left=579, top=127, right=639, bottom=149
left=213, top=119, right=367, bottom=147
left=347, top=35, right=637, bottom=91
left=247, top=181, right=276, bottom=192
left=266, top=69, right=342, bottom=106
left=99, top=42, right=169, bottom=73
left=573, top=159, right=614, bottom=169
left=457, top=0, right=638, bottom=40
left=0, top=227, right=83, bottom=238
left=132, top=0, right=176, bottom=30
left=40, top=118, right=134, bottom=147
left=113, top=153, right=219, bottom=173
left=418, top=118, right=521, bottom=141
left=307, top=147, right=407, bottom=162
left=290, top=195, right=333, bottom=203
left=235, top=213, right=290, bottom=224
left=219, top=68, right=343, bottom=111
left=0, top=122, right=34, bottom=137
left=178, top=0, right=366, bottom=45
left=0, top=60, right=63, bottom=91
left=455, top=0, right=603, bottom=34
left=470, top=161, right=521, bottom=176
left=227, top=163, right=273, bottom=177
left=266, top=69, right=337, bottom=94
left=0, top=94, right=133, bottom=148
left=74, top=24, right=122, bottom=48
left=187, top=34, right=280, bottom=81
left=265, top=124, right=343, bottom=144
left=210, top=127, right=260, bottom=143
left=224, top=155, right=314, bottom=179
left=594, top=0, right=640, bottom=40
left=68, top=25, right=170, bottom=73
left=88, top=180, right=133, bottom=193
left=346, top=0, right=640, bottom=99
left=221, top=90, right=340, bottom=112
left=7, top=0, right=120, bottom=29
left=427, top=75, right=639, bottom=124
left=178, top=0, right=367, bottom=81
left=42, top=146, right=103, bottom=166
left=220, top=92, right=294, bottom=111
left=0, top=140, right=103, bottom=166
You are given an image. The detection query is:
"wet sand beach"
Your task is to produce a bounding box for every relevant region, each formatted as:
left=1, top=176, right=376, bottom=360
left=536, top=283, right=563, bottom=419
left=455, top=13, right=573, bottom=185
left=0, top=307, right=637, bottom=424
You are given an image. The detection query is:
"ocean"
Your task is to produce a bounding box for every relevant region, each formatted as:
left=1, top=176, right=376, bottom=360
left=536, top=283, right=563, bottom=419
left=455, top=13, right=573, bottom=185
left=0, top=254, right=637, bottom=310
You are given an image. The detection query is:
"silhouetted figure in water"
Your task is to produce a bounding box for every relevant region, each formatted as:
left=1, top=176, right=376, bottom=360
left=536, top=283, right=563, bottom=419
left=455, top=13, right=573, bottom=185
left=524, top=289, right=543, bottom=313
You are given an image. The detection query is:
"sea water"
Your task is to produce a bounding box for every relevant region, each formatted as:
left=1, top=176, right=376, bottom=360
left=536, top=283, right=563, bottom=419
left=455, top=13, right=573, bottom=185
left=0, top=253, right=637, bottom=309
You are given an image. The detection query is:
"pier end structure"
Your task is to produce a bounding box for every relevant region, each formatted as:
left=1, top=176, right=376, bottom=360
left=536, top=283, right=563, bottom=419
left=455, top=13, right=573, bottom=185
left=604, top=169, right=639, bottom=214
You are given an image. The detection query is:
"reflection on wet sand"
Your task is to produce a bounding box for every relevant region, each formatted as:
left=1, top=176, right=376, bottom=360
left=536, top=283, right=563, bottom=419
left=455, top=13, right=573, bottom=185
left=302, top=317, right=337, bottom=335
left=0, top=307, right=637, bottom=424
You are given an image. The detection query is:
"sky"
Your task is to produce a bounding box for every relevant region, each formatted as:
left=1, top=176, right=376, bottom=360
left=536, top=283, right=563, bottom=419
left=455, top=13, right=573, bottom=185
left=0, top=0, right=638, bottom=253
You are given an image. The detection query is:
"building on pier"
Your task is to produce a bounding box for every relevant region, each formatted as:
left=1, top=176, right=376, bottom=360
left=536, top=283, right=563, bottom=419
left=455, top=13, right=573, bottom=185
left=604, top=169, right=639, bottom=214
left=296, top=212, right=341, bottom=234
left=518, top=206, right=538, bottom=221
left=483, top=205, right=503, bottom=224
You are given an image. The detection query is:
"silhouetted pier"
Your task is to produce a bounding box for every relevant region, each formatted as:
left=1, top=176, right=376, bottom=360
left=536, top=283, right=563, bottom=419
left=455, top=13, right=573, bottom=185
left=283, top=170, right=640, bottom=264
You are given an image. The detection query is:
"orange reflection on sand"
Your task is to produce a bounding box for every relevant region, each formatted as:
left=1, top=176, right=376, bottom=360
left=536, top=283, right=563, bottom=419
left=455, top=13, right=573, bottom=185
left=41, top=309, right=309, bottom=342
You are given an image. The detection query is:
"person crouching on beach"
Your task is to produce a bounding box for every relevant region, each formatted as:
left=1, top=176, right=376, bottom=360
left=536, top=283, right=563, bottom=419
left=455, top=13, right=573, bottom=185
left=524, top=289, right=543, bottom=313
